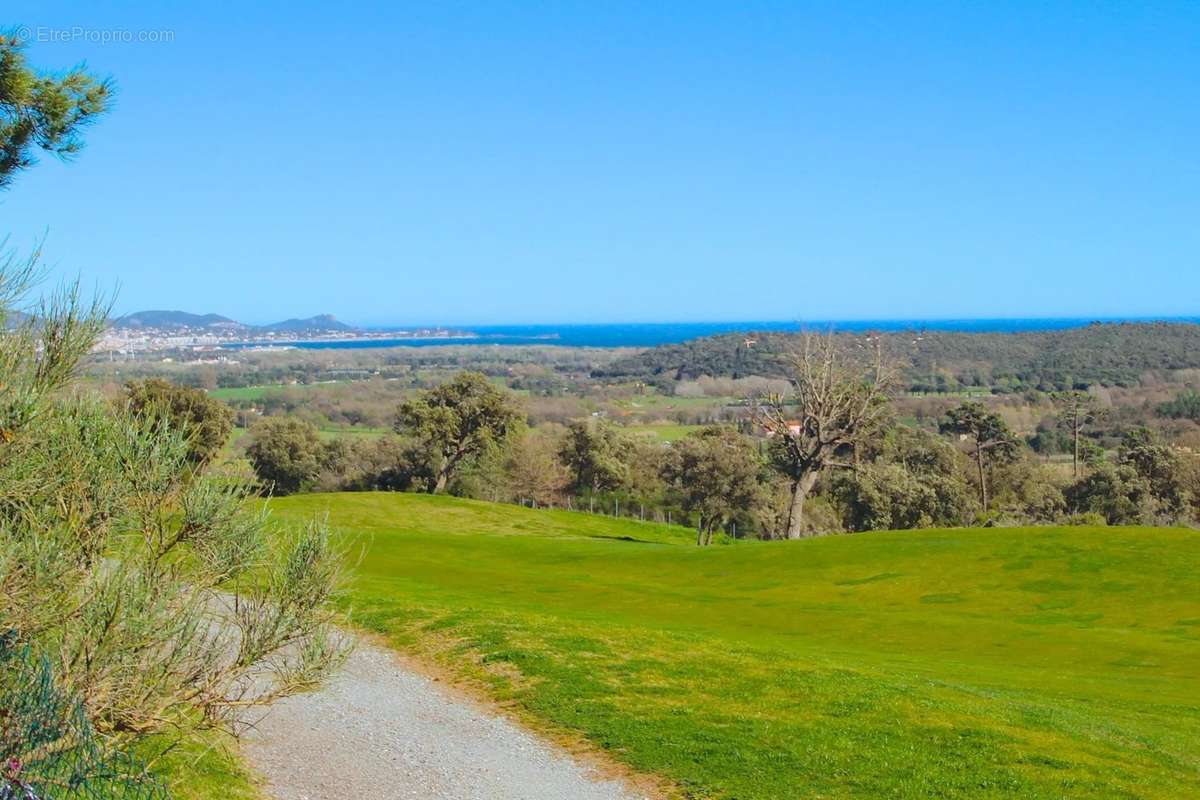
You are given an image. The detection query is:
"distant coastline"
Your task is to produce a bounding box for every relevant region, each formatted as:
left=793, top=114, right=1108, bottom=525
left=222, top=317, right=1200, bottom=351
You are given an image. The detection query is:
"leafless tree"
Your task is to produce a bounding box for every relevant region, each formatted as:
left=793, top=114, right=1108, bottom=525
left=755, top=333, right=894, bottom=539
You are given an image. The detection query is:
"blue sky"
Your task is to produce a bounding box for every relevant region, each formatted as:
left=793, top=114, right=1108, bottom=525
left=3, top=2, right=1198, bottom=325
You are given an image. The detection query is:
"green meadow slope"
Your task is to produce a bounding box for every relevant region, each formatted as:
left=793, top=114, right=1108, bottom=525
left=269, top=492, right=1200, bottom=799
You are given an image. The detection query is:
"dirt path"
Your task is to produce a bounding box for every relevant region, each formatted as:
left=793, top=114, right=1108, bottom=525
left=241, top=638, right=649, bottom=800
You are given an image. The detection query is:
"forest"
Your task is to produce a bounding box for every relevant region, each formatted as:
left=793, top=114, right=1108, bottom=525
left=595, top=322, right=1200, bottom=392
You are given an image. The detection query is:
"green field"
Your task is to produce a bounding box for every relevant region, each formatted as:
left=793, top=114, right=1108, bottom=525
left=146, top=733, right=263, bottom=800
left=266, top=492, right=1200, bottom=799
left=625, top=423, right=701, bottom=442
left=209, top=385, right=281, bottom=402
left=209, top=381, right=363, bottom=402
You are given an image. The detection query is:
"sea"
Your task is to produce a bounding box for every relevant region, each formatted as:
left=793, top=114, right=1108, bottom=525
left=226, top=318, right=1200, bottom=351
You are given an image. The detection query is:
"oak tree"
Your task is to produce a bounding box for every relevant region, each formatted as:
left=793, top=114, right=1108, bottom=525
left=661, top=426, right=762, bottom=546
left=395, top=371, right=522, bottom=494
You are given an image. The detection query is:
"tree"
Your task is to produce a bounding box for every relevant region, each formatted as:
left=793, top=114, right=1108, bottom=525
left=831, top=427, right=973, bottom=531
left=831, top=463, right=947, bottom=532
left=661, top=426, right=763, bottom=545
left=124, top=378, right=234, bottom=464
left=337, top=435, right=432, bottom=493
left=755, top=334, right=893, bottom=539
left=395, top=371, right=522, bottom=494
left=1156, top=389, right=1200, bottom=421
left=1118, top=427, right=1189, bottom=518
left=1064, top=463, right=1153, bottom=525
left=1051, top=390, right=1104, bottom=478
left=245, top=416, right=324, bottom=495
left=558, top=418, right=633, bottom=495
left=0, top=33, right=113, bottom=188
left=505, top=428, right=569, bottom=507
left=992, top=458, right=1066, bottom=524
left=940, top=401, right=1020, bottom=510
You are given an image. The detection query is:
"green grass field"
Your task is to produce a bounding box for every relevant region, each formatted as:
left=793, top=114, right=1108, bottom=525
left=625, top=423, right=701, bottom=442
left=210, top=381, right=364, bottom=402
left=209, top=385, right=281, bottom=402
left=266, top=492, right=1200, bottom=799
left=139, top=732, right=262, bottom=800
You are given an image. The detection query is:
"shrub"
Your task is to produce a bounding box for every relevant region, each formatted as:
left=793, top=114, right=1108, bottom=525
left=0, top=250, right=345, bottom=769
left=124, top=378, right=234, bottom=464
left=0, top=637, right=168, bottom=800
left=245, top=416, right=324, bottom=495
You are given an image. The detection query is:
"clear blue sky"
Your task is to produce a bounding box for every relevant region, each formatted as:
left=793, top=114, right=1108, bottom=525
left=3, top=2, right=1198, bottom=326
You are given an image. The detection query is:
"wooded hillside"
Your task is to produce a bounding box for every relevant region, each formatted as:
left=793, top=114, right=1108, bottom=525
left=594, top=322, right=1200, bottom=392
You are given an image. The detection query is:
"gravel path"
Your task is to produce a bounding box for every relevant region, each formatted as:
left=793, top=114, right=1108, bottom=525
left=241, top=639, right=648, bottom=800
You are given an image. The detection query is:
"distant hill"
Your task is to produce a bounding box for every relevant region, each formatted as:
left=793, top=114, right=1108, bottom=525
left=594, top=321, right=1200, bottom=393
left=114, top=310, right=244, bottom=330
left=261, top=314, right=355, bottom=333
left=111, top=310, right=358, bottom=334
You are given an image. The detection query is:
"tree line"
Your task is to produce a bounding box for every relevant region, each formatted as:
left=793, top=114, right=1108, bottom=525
left=239, top=336, right=1200, bottom=543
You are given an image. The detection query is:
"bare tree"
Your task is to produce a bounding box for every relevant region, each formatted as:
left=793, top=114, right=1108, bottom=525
left=755, top=334, right=894, bottom=539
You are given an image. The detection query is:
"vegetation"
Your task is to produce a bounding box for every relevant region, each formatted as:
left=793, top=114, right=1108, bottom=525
left=125, top=378, right=235, bottom=464
left=395, top=371, right=523, bottom=493
left=269, top=491, right=1200, bottom=800
left=0, top=32, right=113, bottom=188
left=1052, top=390, right=1105, bottom=478
left=596, top=323, right=1200, bottom=393
left=232, top=358, right=1200, bottom=539
left=0, top=254, right=345, bottom=795
left=661, top=425, right=762, bottom=545
left=245, top=416, right=328, bottom=495
left=1, top=637, right=167, bottom=799
left=940, top=401, right=1021, bottom=509
left=1158, top=389, right=1200, bottom=422
left=755, top=335, right=893, bottom=538
left=0, top=56, right=340, bottom=793
left=20, top=16, right=1199, bottom=800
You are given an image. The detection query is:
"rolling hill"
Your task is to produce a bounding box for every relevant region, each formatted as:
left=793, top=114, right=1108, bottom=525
left=262, top=313, right=354, bottom=333
left=112, top=309, right=243, bottom=329
left=267, top=492, right=1200, bottom=799
left=595, top=322, right=1200, bottom=392
left=111, top=310, right=358, bottom=334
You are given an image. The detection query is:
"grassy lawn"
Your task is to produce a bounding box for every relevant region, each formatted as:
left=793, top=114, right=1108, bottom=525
left=267, top=492, right=1200, bottom=799
left=140, top=733, right=263, bottom=800
left=209, top=385, right=279, bottom=402
left=625, top=423, right=701, bottom=442
left=210, top=381, right=359, bottom=402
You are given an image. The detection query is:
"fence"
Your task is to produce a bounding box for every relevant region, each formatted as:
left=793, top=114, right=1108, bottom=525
left=0, top=635, right=169, bottom=800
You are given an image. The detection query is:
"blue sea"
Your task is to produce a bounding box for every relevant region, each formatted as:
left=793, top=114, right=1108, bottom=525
left=232, top=318, right=1200, bottom=351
